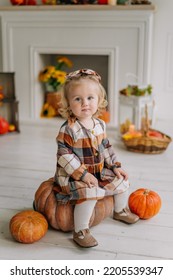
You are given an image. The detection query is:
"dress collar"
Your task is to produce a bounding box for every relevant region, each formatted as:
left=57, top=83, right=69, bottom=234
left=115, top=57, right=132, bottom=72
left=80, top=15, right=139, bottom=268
left=68, top=118, right=101, bottom=145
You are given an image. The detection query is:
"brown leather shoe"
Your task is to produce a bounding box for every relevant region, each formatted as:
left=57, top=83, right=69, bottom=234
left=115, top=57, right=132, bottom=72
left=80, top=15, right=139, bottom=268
left=113, top=208, right=139, bottom=224
left=73, top=229, right=98, bottom=248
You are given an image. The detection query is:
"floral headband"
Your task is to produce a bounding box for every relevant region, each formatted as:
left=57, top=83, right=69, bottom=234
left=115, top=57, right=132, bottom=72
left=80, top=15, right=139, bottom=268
left=66, top=69, right=101, bottom=82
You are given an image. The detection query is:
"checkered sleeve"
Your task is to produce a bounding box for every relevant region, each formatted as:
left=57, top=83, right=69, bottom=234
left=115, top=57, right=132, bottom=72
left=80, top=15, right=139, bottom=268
left=56, top=126, right=87, bottom=180
left=102, top=121, right=118, bottom=169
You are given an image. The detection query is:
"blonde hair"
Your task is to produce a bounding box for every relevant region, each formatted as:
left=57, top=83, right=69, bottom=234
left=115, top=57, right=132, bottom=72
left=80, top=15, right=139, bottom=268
left=58, top=75, right=108, bottom=119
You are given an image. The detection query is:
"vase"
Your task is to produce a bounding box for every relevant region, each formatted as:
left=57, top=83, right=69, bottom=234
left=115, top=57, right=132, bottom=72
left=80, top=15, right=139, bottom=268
left=46, top=91, right=62, bottom=116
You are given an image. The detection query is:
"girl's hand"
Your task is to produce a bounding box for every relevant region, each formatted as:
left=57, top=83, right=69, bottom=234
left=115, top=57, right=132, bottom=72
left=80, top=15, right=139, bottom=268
left=82, top=172, right=98, bottom=188
left=113, top=167, right=128, bottom=181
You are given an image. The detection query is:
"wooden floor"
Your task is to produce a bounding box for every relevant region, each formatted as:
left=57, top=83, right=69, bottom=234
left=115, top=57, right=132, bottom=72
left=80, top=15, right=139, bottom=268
left=0, top=119, right=173, bottom=260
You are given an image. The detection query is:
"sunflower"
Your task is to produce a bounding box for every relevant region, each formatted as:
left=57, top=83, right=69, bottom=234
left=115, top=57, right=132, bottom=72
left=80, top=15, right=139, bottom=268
left=39, top=66, right=55, bottom=83
left=40, top=103, right=56, bottom=118
left=57, top=56, right=73, bottom=68
left=38, top=56, right=73, bottom=92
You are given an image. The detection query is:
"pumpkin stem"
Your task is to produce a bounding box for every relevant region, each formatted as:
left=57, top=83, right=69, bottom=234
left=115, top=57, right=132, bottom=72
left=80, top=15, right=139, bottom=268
left=144, top=189, right=150, bottom=195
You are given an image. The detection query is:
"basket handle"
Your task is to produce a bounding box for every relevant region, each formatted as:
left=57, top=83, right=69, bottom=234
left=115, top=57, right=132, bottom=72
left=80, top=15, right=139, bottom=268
left=143, top=104, right=150, bottom=136
left=126, top=73, right=139, bottom=86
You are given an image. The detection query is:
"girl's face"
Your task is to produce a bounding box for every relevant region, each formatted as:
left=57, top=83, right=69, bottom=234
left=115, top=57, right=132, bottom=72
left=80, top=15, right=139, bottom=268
left=67, top=80, right=99, bottom=121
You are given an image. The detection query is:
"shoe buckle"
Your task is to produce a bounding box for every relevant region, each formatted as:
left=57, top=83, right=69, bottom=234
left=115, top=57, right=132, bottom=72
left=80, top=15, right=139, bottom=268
left=77, top=229, right=89, bottom=239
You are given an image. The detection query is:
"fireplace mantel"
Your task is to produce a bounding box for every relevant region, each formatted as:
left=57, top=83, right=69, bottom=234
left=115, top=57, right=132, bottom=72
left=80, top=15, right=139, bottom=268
left=0, top=5, right=155, bottom=127
left=0, top=5, right=156, bottom=12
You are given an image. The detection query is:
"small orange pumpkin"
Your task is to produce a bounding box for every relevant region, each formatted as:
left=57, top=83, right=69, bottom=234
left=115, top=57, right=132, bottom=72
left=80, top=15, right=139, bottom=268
left=9, top=210, right=48, bottom=243
left=128, top=188, right=162, bottom=219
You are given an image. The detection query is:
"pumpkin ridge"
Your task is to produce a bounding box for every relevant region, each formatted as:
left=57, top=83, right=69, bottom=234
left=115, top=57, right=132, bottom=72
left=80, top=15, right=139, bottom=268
left=17, top=219, right=28, bottom=243
left=50, top=194, right=59, bottom=229
left=33, top=219, right=44, bottom=240
left=46, top=192, right=60, bottom=229
left=37, top=187, right=52, bottom=212
left=144, top=194, right=154, bottom=219
left=19, top=213, right=36, bottom=243
left=10, top=215, right=26, bottom=236
left=138, top=194, right=147, bottom=218
left=42, top=190, right=51, bottom=216
left=55, top=201, right=58, bottom=227
left=35, top=180, right=53, bottom=209
left=128, top=192, right=138, bottom=206
left=130, top=193, right=143, bottom=213
left=151, top=192, right=161, bottom=215
left=35, top=182, right=50, bottom=202
left=29, top=221, right=34, bottom=243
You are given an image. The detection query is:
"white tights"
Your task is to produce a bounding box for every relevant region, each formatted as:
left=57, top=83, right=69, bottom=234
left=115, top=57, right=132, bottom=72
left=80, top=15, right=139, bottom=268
left=113, top=189, right=129, bottom=213
left=74, top=189, right=129, bottom=232
left=74, top=200, right=97, bottom=233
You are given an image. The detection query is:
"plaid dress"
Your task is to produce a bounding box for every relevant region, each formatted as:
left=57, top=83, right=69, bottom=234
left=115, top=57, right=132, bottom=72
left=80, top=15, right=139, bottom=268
left=54, top=117, right=129, bottom=204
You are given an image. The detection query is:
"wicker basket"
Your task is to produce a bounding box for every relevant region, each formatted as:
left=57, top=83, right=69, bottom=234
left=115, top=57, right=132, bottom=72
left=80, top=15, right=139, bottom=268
left=122, top=106, right=172, bottom=154
left=122, top=131, right=172, bottom=154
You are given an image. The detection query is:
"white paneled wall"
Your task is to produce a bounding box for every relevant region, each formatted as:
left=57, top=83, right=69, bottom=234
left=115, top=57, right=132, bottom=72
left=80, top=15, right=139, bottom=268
left=151, top=0, right=173, bottom=121
left=0, top=6, right=154, bottom=127
left=0, top=2, right=173, bottom=122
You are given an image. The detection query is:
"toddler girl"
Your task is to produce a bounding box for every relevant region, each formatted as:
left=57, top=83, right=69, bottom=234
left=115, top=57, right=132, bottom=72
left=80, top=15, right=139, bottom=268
left=54, top=69, right=139, bottom=248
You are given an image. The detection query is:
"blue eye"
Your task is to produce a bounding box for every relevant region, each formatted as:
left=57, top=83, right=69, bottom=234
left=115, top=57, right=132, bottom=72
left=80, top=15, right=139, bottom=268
left=75, top=97, right=81, bottom=101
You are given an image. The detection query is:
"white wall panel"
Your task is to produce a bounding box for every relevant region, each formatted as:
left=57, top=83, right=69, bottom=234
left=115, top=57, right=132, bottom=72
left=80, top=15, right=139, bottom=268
left=0, top=8, right=154, bottom=127
left=151, top=0, right=173, bottom=121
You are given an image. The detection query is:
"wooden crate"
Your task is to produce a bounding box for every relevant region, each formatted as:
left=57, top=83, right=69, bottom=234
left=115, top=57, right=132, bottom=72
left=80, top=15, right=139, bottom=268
left=0, top=72, right=16, bottom=100
left=0, top=100, right=20, bottom=133
left=0, top=72, right=20, bottom=132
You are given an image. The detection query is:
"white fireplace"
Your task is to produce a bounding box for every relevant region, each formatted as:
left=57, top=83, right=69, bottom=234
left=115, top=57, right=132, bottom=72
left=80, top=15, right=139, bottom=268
left=34, top=51, right=111, bottom=120
left=0, top=5, right=155, bottom=128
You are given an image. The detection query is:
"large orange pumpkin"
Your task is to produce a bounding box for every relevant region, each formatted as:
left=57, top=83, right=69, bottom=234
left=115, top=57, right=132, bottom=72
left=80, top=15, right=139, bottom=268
left=9, top=210, right=48, bottom=243
left=34, top=178, right=114, bottom=232
left=128, top=188, right=162, bottom=219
